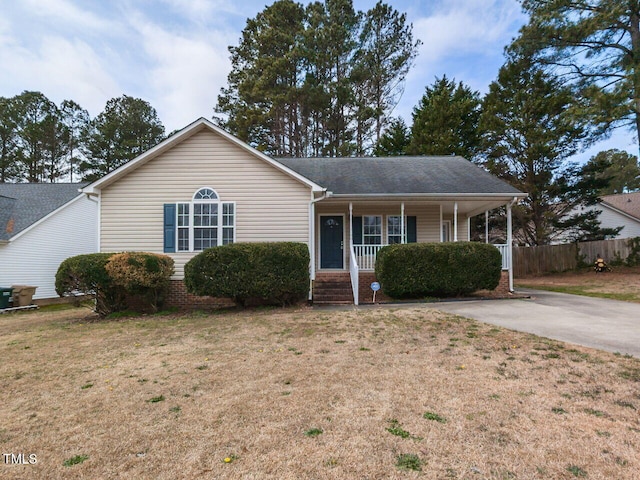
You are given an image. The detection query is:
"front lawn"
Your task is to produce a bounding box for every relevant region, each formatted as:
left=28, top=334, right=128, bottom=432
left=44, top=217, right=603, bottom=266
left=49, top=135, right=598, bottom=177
left=1, top=306, right=639, bottom=479
left=517, top=265, right=640, bottom=303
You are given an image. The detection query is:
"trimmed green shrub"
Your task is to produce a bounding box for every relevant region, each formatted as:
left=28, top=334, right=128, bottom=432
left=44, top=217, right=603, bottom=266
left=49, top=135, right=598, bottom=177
left=105, top=252, right=174, bottom=312
left=184, top=242, right=310, bottom=307
left=375, top=242, right=502, bottom=298
left=55, top=253, right=126, bottom=316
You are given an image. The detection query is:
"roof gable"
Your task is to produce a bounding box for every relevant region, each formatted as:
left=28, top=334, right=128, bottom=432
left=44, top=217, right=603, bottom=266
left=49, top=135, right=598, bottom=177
left=600, top=192, right=640, bottom=222
left=276, top=156, right=524, bottom=196
left=0, top=183, right=87, bottom=241
left=83, top=118, right=324, bottom=195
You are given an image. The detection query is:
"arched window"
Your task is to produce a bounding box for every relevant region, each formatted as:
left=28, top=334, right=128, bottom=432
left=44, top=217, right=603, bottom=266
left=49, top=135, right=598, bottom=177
left=193, top=187, right=218, bottom=200
left=165, top=187, right=235, bottom=252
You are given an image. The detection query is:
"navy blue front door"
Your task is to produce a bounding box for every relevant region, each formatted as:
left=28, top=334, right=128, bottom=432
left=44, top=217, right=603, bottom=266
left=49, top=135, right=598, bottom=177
left=320, top=216, right=343, bottom=269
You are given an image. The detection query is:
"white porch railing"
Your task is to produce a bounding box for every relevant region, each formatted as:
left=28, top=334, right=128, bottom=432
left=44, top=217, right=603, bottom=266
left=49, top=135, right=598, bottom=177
left=494, top=243, right=510, bottom=270
left=349, top=244, right=359, bottom=306
left=352, top=244, right=386, bottom=270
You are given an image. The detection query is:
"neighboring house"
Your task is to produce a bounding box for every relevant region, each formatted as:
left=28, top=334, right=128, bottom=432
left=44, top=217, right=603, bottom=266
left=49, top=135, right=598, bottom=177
left=596, top=192, right=640, bottom=238
left=555, top=192, right=640, bottom=244
left=0, top=183, right=98, bottom=301
left=82, top=118, right=525, bottom=306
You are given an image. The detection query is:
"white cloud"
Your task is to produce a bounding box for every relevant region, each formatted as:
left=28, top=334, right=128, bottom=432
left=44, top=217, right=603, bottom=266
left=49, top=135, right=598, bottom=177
left=413, top=0, right=524, bottom=65
left=158, top=0, right=239, bottom=24
left=21, top=0, right=118, bottom=34
left=394, top=0, right=525, bottom=121
left=128, top=14, right=235, bottom=131
left=0, top=31, right=120, bottom=115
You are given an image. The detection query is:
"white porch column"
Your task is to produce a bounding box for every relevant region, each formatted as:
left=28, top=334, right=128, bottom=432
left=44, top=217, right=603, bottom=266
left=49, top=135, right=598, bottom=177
left=349, top=202, right=353, bottom=248
left=308, top=197, right=315, bottom=301
left=485, top=210, right=489, bottom=243
left=439, top=205, right=443, bottom=242
left=507, top=200, right=514, bottom=292
left=400, top=202, right=405, bottom=243
left=453, top=202, right=458, bottom=242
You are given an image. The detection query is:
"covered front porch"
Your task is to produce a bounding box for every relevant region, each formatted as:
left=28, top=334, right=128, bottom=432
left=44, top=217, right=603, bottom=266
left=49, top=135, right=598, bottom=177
left=311, top=197, right=517, bottom=305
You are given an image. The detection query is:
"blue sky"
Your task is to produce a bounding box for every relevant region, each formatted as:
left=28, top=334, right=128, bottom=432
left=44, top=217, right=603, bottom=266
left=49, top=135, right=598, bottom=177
left=0, top=0, right=635, bottom=160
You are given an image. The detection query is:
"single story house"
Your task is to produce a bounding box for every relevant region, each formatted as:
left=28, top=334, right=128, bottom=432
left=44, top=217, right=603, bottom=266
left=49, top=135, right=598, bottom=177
left=82, top=118, right=526, bottom=306
left=0, top=183, right=98, bottom=302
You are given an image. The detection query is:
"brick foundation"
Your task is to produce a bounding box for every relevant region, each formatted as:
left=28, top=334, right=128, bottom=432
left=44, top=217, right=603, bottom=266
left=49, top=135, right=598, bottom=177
left=165, top=280, right=235, bottom=310
left=495, top=271, right=511, bottom=295
left=358, top=272, right=392, bottom=304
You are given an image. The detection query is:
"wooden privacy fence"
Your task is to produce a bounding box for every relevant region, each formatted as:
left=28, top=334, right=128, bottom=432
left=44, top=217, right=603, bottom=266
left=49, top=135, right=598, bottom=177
left=513, top=238, right=635, bottom=277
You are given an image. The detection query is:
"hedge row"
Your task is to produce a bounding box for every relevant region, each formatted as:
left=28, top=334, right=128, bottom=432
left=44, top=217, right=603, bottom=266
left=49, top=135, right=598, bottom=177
left=55, top=252, right=174, bottom=316
left=184, top=242, right=310, bottom=307
left=375, top=242, right=502, bottom=298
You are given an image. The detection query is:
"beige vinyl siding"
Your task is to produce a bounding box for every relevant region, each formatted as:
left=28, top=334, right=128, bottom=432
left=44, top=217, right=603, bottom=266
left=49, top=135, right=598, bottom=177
left=315, top=202, right=441, bottom=269
left=443, top=213, right=470, bottom=241
left=100, top=129, right=311, bottom=278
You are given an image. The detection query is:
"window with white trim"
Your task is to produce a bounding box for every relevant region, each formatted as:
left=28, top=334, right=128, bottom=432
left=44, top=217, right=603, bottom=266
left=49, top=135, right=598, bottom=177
left=363, top=215, right=382, bottom=245
left=175, top=188, right=235, bottom=252
left=387, top=215, right=407, bottom=244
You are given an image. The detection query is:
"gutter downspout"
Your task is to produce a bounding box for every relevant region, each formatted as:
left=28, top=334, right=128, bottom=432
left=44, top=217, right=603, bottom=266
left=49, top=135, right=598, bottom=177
left=507, top=196, right=517, bottom=292
left=83, top=191, right=101, bottom=253
left=309, top=190, right=328, bottom=300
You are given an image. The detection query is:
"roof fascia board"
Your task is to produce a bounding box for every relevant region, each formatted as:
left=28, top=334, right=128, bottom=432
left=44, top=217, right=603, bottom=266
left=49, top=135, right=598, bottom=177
left=8, top=194, right=86, bottom=242
left=83, top=118, right=323, bottom=195
left=326, top=193, right=526, bottom=201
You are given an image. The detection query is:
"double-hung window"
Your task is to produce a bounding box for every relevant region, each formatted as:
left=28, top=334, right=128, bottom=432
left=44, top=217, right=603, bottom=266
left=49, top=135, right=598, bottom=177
left=387, top=215, right=405, bottom=244
left=165, top=187, right=235, bottom=253
left=362, top=215, right=382, bottom=245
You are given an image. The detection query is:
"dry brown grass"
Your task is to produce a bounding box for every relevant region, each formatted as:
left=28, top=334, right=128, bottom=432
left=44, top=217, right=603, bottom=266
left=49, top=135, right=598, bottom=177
left=1, top=304, right=639, bottom=479
left=517, top=266, right=640, bottom=303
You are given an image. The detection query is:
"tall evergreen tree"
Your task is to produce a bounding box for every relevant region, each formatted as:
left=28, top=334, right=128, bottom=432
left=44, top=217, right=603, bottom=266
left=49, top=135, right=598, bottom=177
left=40, top=109, right=69, bottom=182
left=81, top=95, right=165, bottom=181
left=322, top=0, right=360, bottom=156
left=215, top=0, right=419, bottom=157
left=13, top=91, right=59, bottom=182
left=407, top=76, right=481, bottom=160
left=512, top=0, right=640, bottom=151
left=217, top=0, right=307, bottom=156
left=60, top=100, right=90, bottom=183
left=352, top=1, right=420, bottom=155
left=480, top=56, right=587, bottom=245
left=585, top=149, right=640, bottom=194
left=374, top=117, right=410, bottom=156
left=0, top=96, right=22, bottom=182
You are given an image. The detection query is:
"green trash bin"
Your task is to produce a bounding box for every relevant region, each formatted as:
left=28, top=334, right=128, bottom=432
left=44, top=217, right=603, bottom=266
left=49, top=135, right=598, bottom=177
left=0, top=288, right=12, bottom=309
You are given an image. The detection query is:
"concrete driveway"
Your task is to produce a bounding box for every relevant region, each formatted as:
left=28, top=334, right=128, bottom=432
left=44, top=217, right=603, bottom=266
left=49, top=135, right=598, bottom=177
left=429, top=289, right=640, bottom=357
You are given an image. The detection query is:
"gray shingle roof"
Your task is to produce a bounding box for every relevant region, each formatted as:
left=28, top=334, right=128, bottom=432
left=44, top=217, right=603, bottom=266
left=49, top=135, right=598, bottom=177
left=0, top=183, right=87, bottom=241
left=276, top=156, right=523, bottom=196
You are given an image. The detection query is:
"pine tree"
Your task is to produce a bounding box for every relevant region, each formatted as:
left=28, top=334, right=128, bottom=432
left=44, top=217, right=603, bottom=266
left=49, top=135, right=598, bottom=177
left=408, top=76, right=481, bottom=160
left=480, top=56, right=587, bottom=245
left=81, top=95, right=164, bottom=181
left=512, top=0, right=640, bottom=152
left=374, top=118, right=410, bottom=156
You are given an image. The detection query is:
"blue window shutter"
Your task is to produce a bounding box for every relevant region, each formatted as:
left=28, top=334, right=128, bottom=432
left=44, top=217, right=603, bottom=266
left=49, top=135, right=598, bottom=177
left=164, top=204, right=176, bottom=252
left=407, top=216, right=417, bottom=243
left=352, top=216, right=362, bottom=244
